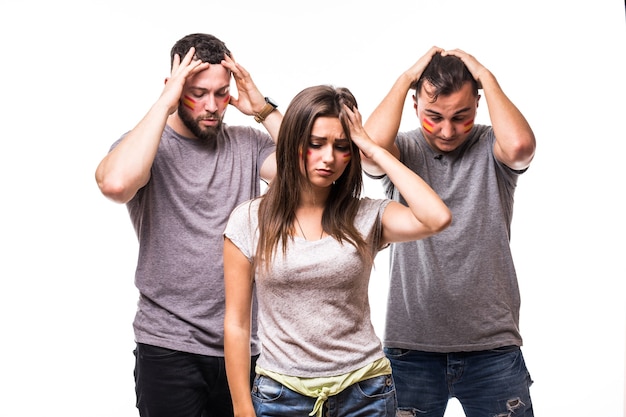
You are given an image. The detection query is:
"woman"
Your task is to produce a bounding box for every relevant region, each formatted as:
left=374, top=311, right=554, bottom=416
left=223, top=85, right=451, bottom=417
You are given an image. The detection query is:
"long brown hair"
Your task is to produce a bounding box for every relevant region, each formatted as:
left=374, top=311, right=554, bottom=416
left=254, top=85, right=371, bottom=272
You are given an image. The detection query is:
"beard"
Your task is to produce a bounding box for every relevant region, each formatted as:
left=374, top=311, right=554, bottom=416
left=178, top=104, right=224, bottom=143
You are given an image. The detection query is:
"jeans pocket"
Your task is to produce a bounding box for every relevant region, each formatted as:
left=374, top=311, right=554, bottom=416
left=383, top=347, right=411, bottom=358
left=137, top=343, right=180, bottom=359
left=356, top=375, right=395, bottom=398
left=251, top=375, right=284, bottom=402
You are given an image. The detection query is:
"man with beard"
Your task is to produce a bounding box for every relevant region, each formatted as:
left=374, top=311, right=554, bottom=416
left=95, top=33, right=280, bottom=417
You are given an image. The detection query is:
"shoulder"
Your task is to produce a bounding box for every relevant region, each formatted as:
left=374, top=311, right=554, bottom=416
left=225, top=198, right=260, bottom=241
left=230, top=198, right=260, bottom=220
left=223, top=124, right=271, bottom=142
left=396, top=129, right=427, bottom=161
left=396, top=129, right=421, bottom=146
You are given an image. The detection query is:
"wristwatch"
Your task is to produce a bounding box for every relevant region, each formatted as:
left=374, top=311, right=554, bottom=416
left=254, top=97, right=278, bottom=123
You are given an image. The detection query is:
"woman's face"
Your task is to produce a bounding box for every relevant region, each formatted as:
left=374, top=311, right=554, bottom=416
left=300, top=116, right=352, bottom=188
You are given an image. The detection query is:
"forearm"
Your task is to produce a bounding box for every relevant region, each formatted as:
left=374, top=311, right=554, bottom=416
left=370, top=146, right=451, bottom=235
left=260, top=110, right=282, bottom=143
left=224, top=327, right=255, bottom=417
left=362, top=72, right=412, bottom=175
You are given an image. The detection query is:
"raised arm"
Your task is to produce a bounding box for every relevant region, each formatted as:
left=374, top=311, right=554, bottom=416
left=223, top=237, right=256, bottom=417
left=362, top=46, right=443, bottom=176
left=443, top=49, right=536, bottom=170
left=222, top=54, right=280, bottom=182
left=346, top=106, right=451, bottom=246
left=95, top=48, right=209, bottom=204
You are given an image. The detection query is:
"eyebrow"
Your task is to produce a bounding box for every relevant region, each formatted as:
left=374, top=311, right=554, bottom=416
left=188, top=85, right=230, bottom=94
left=425, top=107, right=472, bottom=117
left=310, top=135, right=349, bottom=142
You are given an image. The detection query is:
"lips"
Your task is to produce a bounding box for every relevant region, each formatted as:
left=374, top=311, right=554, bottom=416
left=316, top=169, right=334, bottom=177
left=200, top=118, right=218, bottom=126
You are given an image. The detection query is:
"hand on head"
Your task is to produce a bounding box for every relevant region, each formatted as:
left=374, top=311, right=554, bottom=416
left=221, top=53, right=266, bottom=116
left=162, top=47, right=210, bottom=114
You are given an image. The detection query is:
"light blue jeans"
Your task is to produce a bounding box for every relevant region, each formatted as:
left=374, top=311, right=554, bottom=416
left=384, top=346, right=534, bottom=417
left=251, top=373, right=397, bottom=417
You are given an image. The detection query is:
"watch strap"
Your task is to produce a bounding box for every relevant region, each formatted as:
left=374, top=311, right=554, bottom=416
left=254, top=98, right=278, bottom=123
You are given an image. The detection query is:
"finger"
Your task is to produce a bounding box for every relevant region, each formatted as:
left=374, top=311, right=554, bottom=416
left=180, top=47, right=196, bottom=65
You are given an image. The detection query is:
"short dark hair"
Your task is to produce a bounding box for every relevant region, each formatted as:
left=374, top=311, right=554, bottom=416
left=412, top=52, right=478, bottom=102
left=170, top=33, right=231, bottom=68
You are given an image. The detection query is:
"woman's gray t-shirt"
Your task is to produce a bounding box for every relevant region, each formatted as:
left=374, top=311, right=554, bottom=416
left=224, top=197, right=390, bottom=377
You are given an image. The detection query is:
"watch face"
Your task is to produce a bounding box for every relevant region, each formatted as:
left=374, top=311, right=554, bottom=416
left=266, top=97, right=278, bottom=108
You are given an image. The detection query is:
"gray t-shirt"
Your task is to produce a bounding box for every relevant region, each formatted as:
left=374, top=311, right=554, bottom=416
left=224, top=197, right=390, bottom=377
left=115, top=123, right=275, bottom=356
left=382, top=125, right=525, bottom=352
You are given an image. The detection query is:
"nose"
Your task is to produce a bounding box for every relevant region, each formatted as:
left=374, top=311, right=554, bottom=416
left=203, top=94, right=219, bottom=113
left=440, top=120, right=456, bottom=139
left=321, top=145, right=335, bottom=163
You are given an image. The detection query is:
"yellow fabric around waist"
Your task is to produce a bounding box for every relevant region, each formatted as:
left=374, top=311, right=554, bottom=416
left=255, top=357, right=392, bottom=417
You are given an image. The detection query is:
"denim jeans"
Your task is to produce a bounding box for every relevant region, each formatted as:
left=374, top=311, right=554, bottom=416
left=384, top=346, right=533, bottom=417
left=133, top=343, right=258, bottom=417
left=251, top=373, right=397, bottom=417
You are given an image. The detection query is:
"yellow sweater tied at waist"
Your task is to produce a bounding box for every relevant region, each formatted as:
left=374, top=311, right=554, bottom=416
left=255, top=356, right=392, bottom=417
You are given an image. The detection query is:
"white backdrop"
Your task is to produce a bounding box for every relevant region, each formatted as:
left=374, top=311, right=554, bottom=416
left=1, top=1, right=624, bottom=416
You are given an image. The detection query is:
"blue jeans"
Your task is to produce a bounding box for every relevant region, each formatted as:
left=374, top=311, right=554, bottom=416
left=251, top=373, right=397, bottom=417
left=133, top=343, right=258, bottom=417
left=384, top=346, right=533, bottom=417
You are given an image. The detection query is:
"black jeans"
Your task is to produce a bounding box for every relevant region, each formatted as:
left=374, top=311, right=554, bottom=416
left=134, top=343, right=257, bottom=417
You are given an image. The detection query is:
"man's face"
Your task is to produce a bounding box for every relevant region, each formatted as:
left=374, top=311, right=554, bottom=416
left=414, top=81, right=479, bottom=153
left=178, top=64, right=231, bottom=142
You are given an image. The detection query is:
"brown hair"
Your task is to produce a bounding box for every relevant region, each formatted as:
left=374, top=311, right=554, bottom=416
left=412, top=52, right=478, bottom=102
left=254, top=85, right=372, bottom=272
left=170, top=33, right=231, bottom=67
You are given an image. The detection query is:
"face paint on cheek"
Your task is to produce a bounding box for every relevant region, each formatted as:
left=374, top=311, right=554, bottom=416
left=463, top=119, right=474, bottom=133
left=342, top=152, right=352, bottom=163
left=224, top=94, right=230, bottom=105
left=422, top=117, right=435, bottom=133
left=182, top=95, right=196, bottom=110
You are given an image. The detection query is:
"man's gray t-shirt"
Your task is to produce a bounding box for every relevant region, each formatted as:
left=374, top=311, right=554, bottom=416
left=115, top=124, right=275, bottom=356
left=382, top=125, right=525, bottom=352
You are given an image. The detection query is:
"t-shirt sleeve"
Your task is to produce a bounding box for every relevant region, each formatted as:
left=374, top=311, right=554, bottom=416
left=357, top=197, right=391, bottom=254
left=223, top=200, right=258, bottom=262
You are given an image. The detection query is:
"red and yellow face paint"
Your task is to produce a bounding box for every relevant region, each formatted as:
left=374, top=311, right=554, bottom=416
left=182, top=95, right=196, bottom=110
left=463, top=119, right=474, bottom=133
left=422, top=117, right=435, bottom=133
left=342, top=151, right=352, bottom=163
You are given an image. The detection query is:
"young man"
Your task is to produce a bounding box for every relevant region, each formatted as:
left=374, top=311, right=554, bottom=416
left=362, top=47, right=536, bottom=417
left=95, top=33, right=281, bottom=417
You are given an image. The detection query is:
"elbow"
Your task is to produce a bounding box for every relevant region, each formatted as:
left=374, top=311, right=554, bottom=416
left=433, top=209, right=453, bottom=234
left=506, top=134, right=536, bottom=170
left=96, top=174, right=135, bottom=204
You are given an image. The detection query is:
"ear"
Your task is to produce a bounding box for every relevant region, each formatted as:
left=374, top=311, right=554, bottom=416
left=476, top=94, right=481, bottom=108
left=412, top=94, right=418, bottom=109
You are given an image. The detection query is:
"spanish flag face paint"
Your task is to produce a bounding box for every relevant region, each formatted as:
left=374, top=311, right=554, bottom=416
left=182, top=95, right=196, bottom=110
left=422, top=117, right=435, bottom=133
left=342, top=151, right=352, bottom=163
left=224, top=94, right=231, bottom=105
left=463, top=119, right=474, bottom=133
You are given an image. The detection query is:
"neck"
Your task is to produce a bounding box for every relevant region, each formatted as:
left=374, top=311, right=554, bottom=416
left=299, top=186, right=330, bottom=209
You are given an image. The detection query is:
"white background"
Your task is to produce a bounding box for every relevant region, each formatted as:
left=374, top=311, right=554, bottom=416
left=1, top=1, right=625, bottom=416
